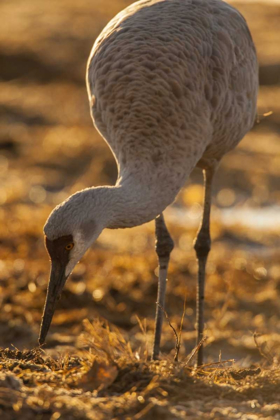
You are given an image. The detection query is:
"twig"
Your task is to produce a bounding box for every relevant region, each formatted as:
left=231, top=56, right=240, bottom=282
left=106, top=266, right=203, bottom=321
left=256, top=110, right=273, bottom=123
left=134, top=402, right=154, bottom=419
left=157, top=295, right=187, bottom=362
left=136, top=315, right=148, bottom=361
left=157, top=303, right=180, bottom=362
left=196, top=358, right=235, bottom=370
left=253, top=332, right=274, bottom=363
left=185, top=337, right=208, bottom=366
left=175, top=295, right=187, bottom=362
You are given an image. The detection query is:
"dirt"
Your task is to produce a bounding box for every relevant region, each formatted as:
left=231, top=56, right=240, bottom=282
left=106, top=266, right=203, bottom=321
left=0, top=0, right=280, bottom=418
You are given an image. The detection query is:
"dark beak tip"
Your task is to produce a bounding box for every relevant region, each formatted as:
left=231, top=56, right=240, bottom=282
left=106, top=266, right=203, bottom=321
left=39, top=261, right=68, bottom=346
left=38, top=337, right=45, bottom=346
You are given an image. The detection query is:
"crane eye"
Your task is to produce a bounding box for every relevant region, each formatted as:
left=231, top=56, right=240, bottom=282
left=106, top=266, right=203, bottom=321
left=65, top=243, right=74, bottom=251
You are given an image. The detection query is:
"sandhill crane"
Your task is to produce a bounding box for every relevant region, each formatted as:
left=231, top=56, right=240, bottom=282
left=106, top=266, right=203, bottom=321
left=39, top=0, right=258, bottom=365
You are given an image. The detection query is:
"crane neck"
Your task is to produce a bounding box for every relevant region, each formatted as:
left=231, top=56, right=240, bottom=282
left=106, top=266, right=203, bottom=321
left=108, top=180, right=173, bottom=229
left=92, top=170, right=181, bottom=230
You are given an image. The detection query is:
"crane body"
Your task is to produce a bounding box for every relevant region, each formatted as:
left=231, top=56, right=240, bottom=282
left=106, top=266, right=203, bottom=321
left=39, top=0, right=258, bottom=365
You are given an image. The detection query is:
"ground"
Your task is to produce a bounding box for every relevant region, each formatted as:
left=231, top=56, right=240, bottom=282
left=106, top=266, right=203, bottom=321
left=0, top=0, right=280, bottom=418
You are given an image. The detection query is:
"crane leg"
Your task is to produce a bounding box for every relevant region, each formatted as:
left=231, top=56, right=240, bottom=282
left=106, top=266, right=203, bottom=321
left=194, top=163, right=217, bottom=366
left=152, top=213, right=174, bottom=360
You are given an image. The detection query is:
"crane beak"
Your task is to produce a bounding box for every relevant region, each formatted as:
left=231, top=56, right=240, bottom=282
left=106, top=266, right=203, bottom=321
left=39, top=260, right=68, bottom=345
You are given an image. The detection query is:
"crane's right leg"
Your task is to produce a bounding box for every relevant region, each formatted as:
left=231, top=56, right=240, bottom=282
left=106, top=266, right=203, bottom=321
left=152, top=213, right=174, bottom=360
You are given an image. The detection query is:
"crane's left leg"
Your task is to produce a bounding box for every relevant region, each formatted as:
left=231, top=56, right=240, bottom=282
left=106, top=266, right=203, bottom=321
left=152, top=213, right=174, bottom=360
left=194, top=162, right=217, bottom=366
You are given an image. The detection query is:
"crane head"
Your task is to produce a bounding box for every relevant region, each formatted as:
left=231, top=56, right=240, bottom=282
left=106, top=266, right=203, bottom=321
left=38, top=189, right=104, bottom=345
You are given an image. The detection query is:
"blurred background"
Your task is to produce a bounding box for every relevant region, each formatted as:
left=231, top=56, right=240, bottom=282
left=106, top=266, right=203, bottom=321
left=0, top=0, right=280, bottom=363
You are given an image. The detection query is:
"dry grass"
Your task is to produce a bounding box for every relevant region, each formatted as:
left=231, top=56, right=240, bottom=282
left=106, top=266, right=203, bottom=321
left=1, top=0, right=280, bottom=418
left=0, top=320, right=280, bottom=419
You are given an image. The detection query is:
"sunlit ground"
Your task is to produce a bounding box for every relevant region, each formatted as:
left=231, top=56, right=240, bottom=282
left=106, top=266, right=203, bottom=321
left=0, top=0, right=280, bottom=418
